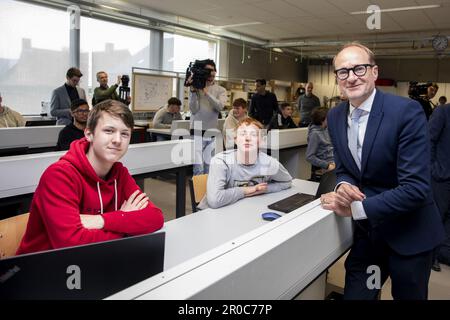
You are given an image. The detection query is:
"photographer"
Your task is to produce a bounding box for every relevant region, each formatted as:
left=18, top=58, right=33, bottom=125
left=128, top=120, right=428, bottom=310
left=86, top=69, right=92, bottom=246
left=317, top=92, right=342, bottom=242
left=93, top=71, right=131, bottom=106
left=410, top=82, right=438, bottom=120
left=186, top=59, right=227, bottom=175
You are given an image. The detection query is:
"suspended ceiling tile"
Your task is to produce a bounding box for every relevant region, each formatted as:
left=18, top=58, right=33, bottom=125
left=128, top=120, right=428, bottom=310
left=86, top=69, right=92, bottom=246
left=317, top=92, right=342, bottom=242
left=328, top=0, right=372, bottom=12
left=284, top=0, right=348, bottom=17
left=252, top=0, right=310, bottom=18
left=387, top=10, right=434, bottom=30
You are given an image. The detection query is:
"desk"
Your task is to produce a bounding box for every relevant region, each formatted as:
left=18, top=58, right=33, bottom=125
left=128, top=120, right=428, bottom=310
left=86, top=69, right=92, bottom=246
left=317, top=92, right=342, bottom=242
left=147, top=128, right=171, bottom=136
left=0, top=126, right=64, bottom=150
left=0, top=140, right=194, bottom=218
left=108, top=179, right=353, bottom=299
left=267, top=128, right=309, bottom=180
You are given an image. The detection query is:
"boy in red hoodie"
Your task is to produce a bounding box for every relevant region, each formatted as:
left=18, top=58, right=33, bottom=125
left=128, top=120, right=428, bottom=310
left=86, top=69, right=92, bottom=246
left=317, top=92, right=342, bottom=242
left=17, top=100, right=164, bottom=255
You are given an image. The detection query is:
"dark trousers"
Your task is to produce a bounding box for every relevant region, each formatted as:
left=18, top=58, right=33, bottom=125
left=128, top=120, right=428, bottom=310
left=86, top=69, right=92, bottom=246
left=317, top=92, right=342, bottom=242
left=344, top=221, right=433, bottom=300
left=432, top=179, right=450, bottom=264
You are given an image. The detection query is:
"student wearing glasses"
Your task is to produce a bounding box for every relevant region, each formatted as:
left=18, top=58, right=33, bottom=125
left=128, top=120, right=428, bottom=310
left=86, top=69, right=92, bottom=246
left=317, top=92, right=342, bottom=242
left=56, top=99, right=90, bottom=150
left=199, top=117, right=292, bottom=209
left=321, top=42, right=444, bottom=300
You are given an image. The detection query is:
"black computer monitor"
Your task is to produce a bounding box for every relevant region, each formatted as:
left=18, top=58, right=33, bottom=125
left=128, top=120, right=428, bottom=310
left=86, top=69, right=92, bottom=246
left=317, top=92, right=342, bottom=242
left=25, top=119, right=56, bottom=126
left=0, top=147, right=29, bottom=157
left=0, top=232, right=165, bottom=299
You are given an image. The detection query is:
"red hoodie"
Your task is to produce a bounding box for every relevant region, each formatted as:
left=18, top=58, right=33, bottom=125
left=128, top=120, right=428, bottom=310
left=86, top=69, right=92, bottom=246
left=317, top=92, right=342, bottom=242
left=17, top=138, right=164, bottom=255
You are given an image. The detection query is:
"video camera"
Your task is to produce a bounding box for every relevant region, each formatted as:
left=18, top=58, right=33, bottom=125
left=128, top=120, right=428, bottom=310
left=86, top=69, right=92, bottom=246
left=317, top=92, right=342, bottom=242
left=408, top=81, right=431, bottom=100
left=119, top=75, right=130, bottom=103
left=184, top=60, right=213, bottom=90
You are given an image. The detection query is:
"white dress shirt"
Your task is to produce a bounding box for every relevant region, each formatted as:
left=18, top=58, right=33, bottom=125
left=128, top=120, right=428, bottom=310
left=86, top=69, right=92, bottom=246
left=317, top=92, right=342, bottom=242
left=339, top=88, right=377, bottom=220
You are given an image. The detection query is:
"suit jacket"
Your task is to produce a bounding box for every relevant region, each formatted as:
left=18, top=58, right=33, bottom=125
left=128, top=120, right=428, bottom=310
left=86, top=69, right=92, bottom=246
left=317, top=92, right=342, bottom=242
left=50, top=84, right=86, bottom=125
left=327, top=90, right=444, bottom=256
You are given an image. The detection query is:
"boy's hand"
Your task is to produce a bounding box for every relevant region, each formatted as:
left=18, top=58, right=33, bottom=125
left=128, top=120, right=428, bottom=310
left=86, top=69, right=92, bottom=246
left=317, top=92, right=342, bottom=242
left=120, top=190, right=149, bottom=212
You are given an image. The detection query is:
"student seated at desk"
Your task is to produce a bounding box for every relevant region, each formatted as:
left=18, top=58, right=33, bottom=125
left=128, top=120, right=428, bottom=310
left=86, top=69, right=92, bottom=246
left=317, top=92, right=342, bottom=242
left=56, top=99, right=89, bottom=150
left=222, top=98, right=248, bottom=149
left=0, top=91, right=25, bottom=128
left=152, top=97, right=182, bottom=129
left=267, top=102, right=297, bottom=130
left=17, top=100, right=164, bottom=255
left=305, top=107, right=335, bottom=180
left=199, top=118, right=292, bottom=209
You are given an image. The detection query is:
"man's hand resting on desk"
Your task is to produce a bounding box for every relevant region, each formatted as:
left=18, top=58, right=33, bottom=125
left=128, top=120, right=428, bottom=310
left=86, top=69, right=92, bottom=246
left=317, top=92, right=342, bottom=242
left=336, top=183, right=365, bottom=207
left=243, top=183, right=268, bottom=197
left=320, top=192, right=352, bottom=217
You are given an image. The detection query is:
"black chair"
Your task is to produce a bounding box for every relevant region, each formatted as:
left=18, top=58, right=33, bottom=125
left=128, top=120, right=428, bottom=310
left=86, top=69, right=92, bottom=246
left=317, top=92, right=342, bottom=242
left=310, top=165, right=323, bottom=182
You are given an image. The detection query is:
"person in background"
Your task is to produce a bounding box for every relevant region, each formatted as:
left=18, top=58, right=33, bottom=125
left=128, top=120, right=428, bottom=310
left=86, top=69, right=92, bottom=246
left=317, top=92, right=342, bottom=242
left=429, top=103, right=450, bottom=271
left=17, top=100, right=164, bottom=255
left=418, top=83, right=438, bottom=120
left=223, top=98, right=248, bottom=149
left=152, top=97, right=182, bottom=129
left=267, top=102, right=297, bottom=130
left=200, top=118, right=292, bottom=209
left=305, top=107, right=334, bottom=181
left=322, top=42, right=444, bottom=300
left=56, top=99, right=89, bottom=151
left=50, top=67, right=87, bottom=125
left=248, top=79, right=279, bottom=127
left=93, top=71, right=131, bottom=106
left=0, top=91, right=25, bottom=128
left=438, top=96, right=447, bottom=106
left=188, top=59, right=227, bottom=175
left=298, top=82, right=321, bottom=127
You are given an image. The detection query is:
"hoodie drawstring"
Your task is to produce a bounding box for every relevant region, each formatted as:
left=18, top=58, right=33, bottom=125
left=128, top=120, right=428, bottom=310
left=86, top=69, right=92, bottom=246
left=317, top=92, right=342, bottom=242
left=97, top=182, right=104, bottom=214
left=114, top=179, right=118, bottom=211
left=96, top=180, right=118, bottom=214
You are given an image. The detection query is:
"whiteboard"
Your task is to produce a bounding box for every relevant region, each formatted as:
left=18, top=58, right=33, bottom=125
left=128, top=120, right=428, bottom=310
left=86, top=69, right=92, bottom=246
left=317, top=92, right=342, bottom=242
left=132, top=73, right=174, bottom=111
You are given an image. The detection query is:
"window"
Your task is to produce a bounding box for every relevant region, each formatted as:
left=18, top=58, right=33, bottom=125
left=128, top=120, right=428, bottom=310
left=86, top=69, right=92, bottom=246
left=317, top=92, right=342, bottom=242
left=80, top=17, right=151, bottom=103
left=163, top=33, right=217, bottom=74
left=0, top=0, right=70, bottom=115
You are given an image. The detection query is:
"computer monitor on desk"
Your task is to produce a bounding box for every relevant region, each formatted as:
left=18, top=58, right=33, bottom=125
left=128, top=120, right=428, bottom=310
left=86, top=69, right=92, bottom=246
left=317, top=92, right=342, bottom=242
left=0, top=232, right=165, bottom=299
left=25, top=119, right=56, bottom=126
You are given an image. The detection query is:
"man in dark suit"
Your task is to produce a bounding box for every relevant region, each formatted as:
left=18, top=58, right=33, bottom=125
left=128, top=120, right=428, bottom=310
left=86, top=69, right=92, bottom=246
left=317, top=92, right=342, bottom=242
left=321, top=43, right=444, bottom=300
left=50, top=68, right=87, bottom=125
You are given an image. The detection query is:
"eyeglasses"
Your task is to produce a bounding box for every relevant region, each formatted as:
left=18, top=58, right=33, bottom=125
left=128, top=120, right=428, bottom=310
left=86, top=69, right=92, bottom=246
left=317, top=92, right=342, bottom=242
left=74, top=109, right=89, bottom=114
left=334, top=64, right=375, bottom=80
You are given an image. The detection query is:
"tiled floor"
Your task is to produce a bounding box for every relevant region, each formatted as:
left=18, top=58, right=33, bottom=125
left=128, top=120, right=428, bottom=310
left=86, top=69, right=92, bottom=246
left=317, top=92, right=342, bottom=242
left=145, top=176, right=450, bottom=300
left=144, top=177, right=193, bottom=222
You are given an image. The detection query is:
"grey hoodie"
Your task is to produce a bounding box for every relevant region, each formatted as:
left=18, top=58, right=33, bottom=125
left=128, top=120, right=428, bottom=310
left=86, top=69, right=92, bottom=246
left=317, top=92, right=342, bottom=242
left=199, top=149, right=292, bottom=209
left=306, top=124, right=334, bottom=169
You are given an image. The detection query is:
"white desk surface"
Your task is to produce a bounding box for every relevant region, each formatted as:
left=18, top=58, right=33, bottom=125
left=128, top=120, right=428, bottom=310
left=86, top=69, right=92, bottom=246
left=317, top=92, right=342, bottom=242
left=147, top=128, right=171, bottom=135
left=108, top=179, right=353, bottom=300
left=267, top=127, right=308, bottom=149
left=134, top=120, right=150, bottom=127
left=0, top=139, right=194, bottom=198
left=0, top=126, right=64, bottom=149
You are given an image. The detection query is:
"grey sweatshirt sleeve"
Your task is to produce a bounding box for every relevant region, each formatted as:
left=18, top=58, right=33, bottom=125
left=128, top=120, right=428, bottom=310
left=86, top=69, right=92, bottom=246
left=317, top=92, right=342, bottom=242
left=206, top=156, right=246, bottom=209
left=189, top=90, right=200, bottom=114
left=266, top=158, right=293, bottom=193
left=206, top=86, right=226, bottom=112
left=152, top=108, right=171, bottom=129
left=306, top=133, right=329, bottom=169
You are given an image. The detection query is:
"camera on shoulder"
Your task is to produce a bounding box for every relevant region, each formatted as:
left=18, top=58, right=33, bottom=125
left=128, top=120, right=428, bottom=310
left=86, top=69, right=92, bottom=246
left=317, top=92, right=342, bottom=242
left=184, top=59, right=214, bottom=90
left=408, top=81, right=431, bottom=100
